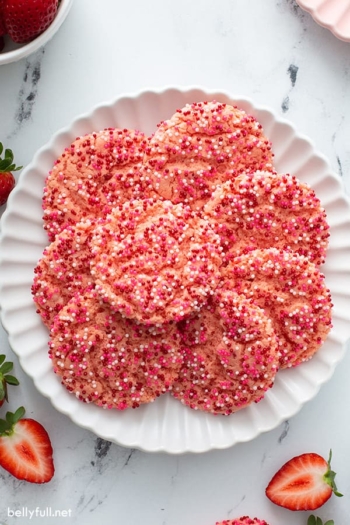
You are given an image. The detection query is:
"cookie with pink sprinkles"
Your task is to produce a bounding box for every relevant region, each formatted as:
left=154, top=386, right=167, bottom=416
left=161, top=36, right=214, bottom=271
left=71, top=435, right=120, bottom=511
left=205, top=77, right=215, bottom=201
left=204, top=171, right=330, bottom=266
left=216, top=518, right=270, bottom=525
left=90, top=198, right=223, bottom=324
left=142, top=101, right=274, bottom=211
left=172, top=291, right=279, bottom=415
left=220, top=248, right=333, bottom=368
left=49, top=293, right=183, bottom=409
left=32, top=219, right=95, bottom=327
left=42, top=128, right=151, bottom=241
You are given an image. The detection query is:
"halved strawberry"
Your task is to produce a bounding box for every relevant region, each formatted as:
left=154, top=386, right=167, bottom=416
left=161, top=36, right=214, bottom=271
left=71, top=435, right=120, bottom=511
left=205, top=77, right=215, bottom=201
left=307, top=516, right=334, bottom=525
left=0, top=406, right=54, bottom=483
left=265, top=450, right=342, bottom=511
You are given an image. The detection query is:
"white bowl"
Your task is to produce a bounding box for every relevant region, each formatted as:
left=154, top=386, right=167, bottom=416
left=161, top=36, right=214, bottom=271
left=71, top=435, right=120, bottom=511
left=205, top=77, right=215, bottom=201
left=0, top=0, right=74, bottom=66
left=1, top=86, right=350, bottom=454
left=296, top=0, right=350, bottom=42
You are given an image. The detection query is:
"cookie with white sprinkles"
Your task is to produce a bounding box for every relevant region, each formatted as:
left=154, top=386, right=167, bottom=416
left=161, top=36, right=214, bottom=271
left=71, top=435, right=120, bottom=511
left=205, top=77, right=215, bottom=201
left=172, top=291, right=279, bottom=415
left=49, top=293, right=183, bottom=409
left=216, top=518, right=270, bottom=525
left=220, top=248, right=333, bottom=368
left=142, top=101, right=274, bottom=211
left=204, top=170, right=330, bottom=266
left=32, top=220, right=95, bottom=327
left=42, top=128, right=152, bottom=241
left=90, top=198, right=223, bottom=324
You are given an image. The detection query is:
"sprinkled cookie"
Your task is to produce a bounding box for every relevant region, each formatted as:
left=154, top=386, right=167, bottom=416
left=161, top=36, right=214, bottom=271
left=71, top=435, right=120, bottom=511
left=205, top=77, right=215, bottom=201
left=204, top=171, right=329, bottom=265
left=32, top=220, right=95, bottom=327
left=142, top=101, right=274, bottom=210
left=43, top=128, right=151, bottom=241
left=172, top=291, right=279, bottom=415
left=216, top=518, right=270, bottom=525
left=49, top=294, right=183, bottom=409
left=90, top=198, right=223, bottom=324
left=220, top=248, right=333, bottom=368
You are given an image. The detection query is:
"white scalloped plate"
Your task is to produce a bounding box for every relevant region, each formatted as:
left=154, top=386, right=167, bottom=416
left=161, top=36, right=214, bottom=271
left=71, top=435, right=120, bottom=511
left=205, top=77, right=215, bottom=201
left=1, top=87, right=350, bottom=454
left=296, top=0, right=350, bottom=42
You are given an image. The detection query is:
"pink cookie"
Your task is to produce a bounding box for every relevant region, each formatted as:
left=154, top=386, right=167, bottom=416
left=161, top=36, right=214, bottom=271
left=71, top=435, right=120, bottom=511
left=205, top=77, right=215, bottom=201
left=172, top=291, right=279, bottom=415
left=142, top=101, right=274, bottom=211
left=204, top=171, right=329, bottom=266
left=90, top=198, right=223, bottom=324
left=216, top=518, right=270, bottom=525
left=49, top=293, right=183, bottom=410
left=42, top=128, right=152, bottom=241
left=32, top=220, right=95, bottom=327
left=220, top=248, right=333, bottom=368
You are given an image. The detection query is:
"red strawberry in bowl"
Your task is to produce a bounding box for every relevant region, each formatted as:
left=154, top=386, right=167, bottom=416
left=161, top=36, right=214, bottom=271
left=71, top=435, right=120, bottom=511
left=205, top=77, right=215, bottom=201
left=0, top=406, right=54, bottom=483
left=0, top=142, right=22, bottom=206
left=3, top=0, right=59, bottom=44
left=0, top=354, right=19, bottom=407
left=266, top=450, right=342, bottom=511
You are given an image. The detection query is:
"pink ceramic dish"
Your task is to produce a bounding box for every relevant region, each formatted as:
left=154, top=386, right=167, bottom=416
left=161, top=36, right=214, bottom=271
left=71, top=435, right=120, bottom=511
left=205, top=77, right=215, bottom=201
left=297, top=0, right=350, bottom=42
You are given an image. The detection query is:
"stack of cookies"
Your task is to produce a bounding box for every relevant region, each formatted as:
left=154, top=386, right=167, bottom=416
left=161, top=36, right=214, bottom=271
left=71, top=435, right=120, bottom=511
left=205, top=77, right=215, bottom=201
left=32, top=101, right=332, bottom=415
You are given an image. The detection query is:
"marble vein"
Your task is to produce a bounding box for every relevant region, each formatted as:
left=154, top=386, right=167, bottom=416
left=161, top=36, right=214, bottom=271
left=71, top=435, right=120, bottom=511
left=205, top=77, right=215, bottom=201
left=12, top=48, right=45, bottom=134
left=278, top=420, right=290, bottom=443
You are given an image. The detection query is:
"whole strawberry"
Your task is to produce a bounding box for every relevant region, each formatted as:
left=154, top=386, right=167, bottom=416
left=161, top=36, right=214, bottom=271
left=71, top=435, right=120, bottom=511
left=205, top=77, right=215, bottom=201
left=3, top=0, right=59, bottom=44
left=266, top=450, right=342, bottom=511
left=0, top=0, right=6, bottom=52
left=0, top=354, right=19, bottom=407
left=0, top=406, right=54, bottom=483
left=0, top=0, right=6, bottom=35
left=0, top=142, right=22, bottom=206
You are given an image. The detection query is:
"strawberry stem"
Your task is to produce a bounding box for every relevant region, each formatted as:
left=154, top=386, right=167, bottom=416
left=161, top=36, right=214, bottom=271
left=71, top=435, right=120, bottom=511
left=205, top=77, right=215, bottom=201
left=324, top=450, right=343, bottom=497
left=0, top=142, right=22, bottom=173
left=307, top=516, right=334, bottom=525
left=0, top=354, right=20, bottom=404
left=0, top=407, right=25, bottom=436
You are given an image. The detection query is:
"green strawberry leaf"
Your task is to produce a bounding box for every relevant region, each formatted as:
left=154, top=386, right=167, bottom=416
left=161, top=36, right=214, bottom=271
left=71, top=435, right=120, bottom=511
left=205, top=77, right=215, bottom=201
left=307, top=516, right=335, bottom=525
left=4, top=374, right=19, bottom=386
left=0, top=355, right=5, bottom=366
left=0, top=158, right=13, bottom=171
left=0, top=143, right=3, bottom=156
left=0, top=419, right=12, bottom=434
left=0, top=361, right=13, bottom=375
left=13, top=406, right=25, bottom=422
left=0, top=384, right=5, bottom=401
left=324, top=449, right=343, bottom=497
left=4, top=149, right=13, bottom=162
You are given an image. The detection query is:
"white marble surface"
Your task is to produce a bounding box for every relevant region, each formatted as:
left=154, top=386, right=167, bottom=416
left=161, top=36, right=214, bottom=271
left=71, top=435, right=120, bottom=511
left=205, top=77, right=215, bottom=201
left=0, top=1, right=350, bottom=524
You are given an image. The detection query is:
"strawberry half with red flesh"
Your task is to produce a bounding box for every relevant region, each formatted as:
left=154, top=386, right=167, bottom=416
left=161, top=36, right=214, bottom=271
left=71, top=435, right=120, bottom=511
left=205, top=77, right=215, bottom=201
left=0, top=142, right=22, bottom=206
left=0, top=354, right=19, bottom=407
left=266, top=451, right=342, bottom=511
left=0, top=407, right=54, bottom=483
left=3, top=0, right=59, bottom=44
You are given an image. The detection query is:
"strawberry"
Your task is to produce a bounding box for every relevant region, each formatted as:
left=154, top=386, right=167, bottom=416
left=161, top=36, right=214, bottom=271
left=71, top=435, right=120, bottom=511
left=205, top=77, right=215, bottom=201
left=0, top=406, right=54, bottom=483
left=0, top=0, right=6, bottom=37
left=0, top=354, right=19, bottom=407
left=265, top=450, right=342, bottom=511
left=3, top=0, right=59, bottom=44
left=0, top=142, right=22, bottom=206
left=307, top=516, right=334, bottom=525
left=0, top=0, right=6, bottom=52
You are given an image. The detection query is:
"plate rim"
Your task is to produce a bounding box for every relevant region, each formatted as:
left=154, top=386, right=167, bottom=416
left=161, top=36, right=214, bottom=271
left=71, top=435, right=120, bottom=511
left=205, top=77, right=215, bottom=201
left=1, top=85, right=350, bottom=454
left=296, top=0, right=350, bottom=42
